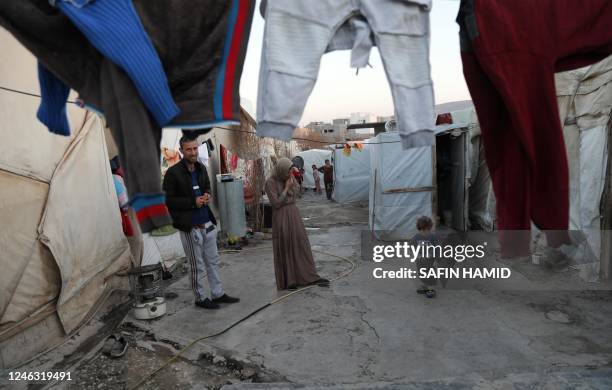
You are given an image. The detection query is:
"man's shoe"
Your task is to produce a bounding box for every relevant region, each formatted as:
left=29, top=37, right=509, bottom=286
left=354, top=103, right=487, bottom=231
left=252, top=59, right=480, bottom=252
left=195, top=298, right=220, bottom=309
left=212, top=294, right=240, bottom=304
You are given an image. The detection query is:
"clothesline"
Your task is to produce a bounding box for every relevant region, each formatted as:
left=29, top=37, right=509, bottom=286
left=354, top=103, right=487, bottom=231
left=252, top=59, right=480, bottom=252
left=0, top=85, right=78, bottom=104
left=214, top=126, right=402, bottom=146
left=0, top=84, right=402, bottom=146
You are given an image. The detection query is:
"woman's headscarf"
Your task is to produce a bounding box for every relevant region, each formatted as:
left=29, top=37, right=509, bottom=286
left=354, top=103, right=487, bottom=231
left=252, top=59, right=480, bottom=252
left=274, top=157, right=293, bottom=181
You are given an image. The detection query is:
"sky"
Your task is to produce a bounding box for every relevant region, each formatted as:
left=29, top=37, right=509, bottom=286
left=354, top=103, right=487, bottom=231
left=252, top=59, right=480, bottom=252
left=239, top=0, right=471, bottom=126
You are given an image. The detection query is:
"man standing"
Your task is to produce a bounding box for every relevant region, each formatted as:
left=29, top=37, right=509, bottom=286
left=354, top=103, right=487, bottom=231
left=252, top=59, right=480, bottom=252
left=163, top=136, right=239, bottom=309
left=318, top=159, right=334, bottom=200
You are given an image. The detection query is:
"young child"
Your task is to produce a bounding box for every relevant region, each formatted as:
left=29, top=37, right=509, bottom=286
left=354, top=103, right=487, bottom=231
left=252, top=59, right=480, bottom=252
left=312, top=164, right=322, bottom=195
left=411, top=216, right=438, bottom=298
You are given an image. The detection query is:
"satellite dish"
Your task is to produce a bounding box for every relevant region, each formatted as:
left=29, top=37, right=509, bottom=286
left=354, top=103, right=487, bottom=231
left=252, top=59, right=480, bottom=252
left=384, top=120, right=397, bottom=132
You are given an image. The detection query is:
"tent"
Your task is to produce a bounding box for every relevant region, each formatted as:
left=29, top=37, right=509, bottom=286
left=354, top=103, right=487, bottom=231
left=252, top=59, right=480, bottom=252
left=449, top=107, right=496, bottom=231
left=369, top=132, right=435, bottom=239
left=555, top=55, right=612, bottom=280
left=0, top=29, right=132, bottom=368
left=332, top=142, right=371, bottom=204
left=295, top=149, right=332, bottom=189
left=368, top=123, right=476, bottom=239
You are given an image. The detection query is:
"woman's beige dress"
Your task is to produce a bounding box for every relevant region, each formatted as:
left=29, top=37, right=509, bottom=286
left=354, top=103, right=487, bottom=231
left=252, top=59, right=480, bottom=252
left=265, top=177, right=320, bottom=289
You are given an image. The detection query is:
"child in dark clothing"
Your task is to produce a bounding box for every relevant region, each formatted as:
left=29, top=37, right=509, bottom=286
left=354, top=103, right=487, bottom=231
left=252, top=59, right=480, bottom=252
left=411, top=216, right=438, bottom=298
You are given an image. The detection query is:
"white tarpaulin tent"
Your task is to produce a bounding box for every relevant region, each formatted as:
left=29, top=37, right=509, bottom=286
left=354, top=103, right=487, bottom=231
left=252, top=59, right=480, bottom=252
left=295, top=149, right=332, bottom=189
left=369, top=124, right=473, bottom=239
left=369, top=132, right=435, bottom=239
left=332, top=142, right=371, bottom=204
left=0, top=29, right=132, bottom=367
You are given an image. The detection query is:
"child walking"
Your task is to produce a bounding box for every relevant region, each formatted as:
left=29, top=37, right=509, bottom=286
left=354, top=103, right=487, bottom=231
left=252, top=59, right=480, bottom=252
left=411, top=216, right=439, bottom=298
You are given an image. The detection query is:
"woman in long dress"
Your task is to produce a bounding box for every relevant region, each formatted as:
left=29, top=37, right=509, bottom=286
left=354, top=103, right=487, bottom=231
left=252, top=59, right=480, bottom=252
left=265, top=158, right=329, bottom=290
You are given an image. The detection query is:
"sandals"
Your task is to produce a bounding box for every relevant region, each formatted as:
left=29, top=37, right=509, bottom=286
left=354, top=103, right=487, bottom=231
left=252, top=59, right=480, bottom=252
left=102, top=334, right=128, bottom=358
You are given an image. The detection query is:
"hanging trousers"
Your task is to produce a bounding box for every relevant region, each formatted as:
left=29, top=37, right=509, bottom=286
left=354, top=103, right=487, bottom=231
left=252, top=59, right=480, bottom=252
left=458, top=0, right=612, bottom=256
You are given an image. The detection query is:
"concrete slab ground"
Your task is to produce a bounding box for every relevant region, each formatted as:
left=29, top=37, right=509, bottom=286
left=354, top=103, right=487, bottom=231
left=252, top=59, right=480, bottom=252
left=28, top=191, right=612, bottom=389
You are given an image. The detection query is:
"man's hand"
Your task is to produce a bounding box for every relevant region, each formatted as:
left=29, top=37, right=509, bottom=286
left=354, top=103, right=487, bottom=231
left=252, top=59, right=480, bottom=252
left=202, top=193, right=211, bottom=204
left=195, top=196, right=206, bottom=208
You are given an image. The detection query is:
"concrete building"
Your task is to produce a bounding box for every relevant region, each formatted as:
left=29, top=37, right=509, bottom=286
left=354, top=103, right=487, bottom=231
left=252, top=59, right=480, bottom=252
left=305, top=121, right=333, bottom=136
left=377, top=115, right=395, bottom=123
left=332, top=118, right=350, bottom=140
left=349, top=112, right=377, bottom=125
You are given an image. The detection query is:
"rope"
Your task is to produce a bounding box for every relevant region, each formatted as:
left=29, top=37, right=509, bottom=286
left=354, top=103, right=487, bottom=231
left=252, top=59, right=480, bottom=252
left=0, top=84, right=420, bottom=146
left=0, top=85, right=78, bottom=104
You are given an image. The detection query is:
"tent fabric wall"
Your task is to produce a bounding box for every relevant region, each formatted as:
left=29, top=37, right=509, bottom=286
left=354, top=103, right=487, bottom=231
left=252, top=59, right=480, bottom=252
left=0, top=91, right=86, bottom=330
left=332, top=144, right=371, bottom=204
left=141, top=233, right=185, bottom=269
left=369, top=132, right=434, bottom=239
left=1, top=29, right=133, bottom=340
left=555, top=55, right=612, bottom=277
left=0, top=171, right=59, bottom=326
left=37, top=112, right=132, bottom=333
left=295, top=149, right=332, bottom=189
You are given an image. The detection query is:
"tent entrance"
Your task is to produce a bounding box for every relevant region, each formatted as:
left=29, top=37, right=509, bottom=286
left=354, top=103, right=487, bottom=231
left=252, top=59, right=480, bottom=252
left=435, top=130, right=469, bottom=231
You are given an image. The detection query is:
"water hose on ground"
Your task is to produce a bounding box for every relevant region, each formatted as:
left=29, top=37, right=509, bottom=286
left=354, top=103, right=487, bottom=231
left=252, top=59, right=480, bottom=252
left=128, top=246, right=357, bottom=390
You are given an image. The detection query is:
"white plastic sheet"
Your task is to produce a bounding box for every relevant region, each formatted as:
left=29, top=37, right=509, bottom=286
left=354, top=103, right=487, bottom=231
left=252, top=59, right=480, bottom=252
left=332, top=143, right=371, bottom=204
left=141, top=232, right=185, bottom=268
left=369, top=132, right=434, bottom=239
left=295, top=149, right=332, bottom=189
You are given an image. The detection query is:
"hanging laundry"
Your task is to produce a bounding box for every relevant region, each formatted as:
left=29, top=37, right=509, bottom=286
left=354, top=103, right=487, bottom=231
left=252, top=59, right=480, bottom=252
left=113, top=174, right=130, bottom=209
left=197, top=143, right=209, bottom=165
left=343, top=144, right=352, bottom=157
left=457, top=0, right=612, bottom=256
left=0, top=0, right=255, bottom=233
left=435, top=113, right=453, bottom=126
left=220, top=145, right=229, bottom=174
left=162, top=147, right=181, bottom=168
left=256, top=0, right=435, bottom=149
left=354, top=143, right=364, bottom=152
left=37, top=62, right=71, bottom=135
left=54, top=0, right=179, bottom=127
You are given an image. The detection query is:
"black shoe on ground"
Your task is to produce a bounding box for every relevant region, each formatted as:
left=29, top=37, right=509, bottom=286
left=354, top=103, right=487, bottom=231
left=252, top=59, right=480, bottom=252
left=212, top=294, right=240, bottom=304
left=425, top=289, right=437, bottom=298
left=417, top=286, right=428, bottom=294
left=195, top=298, right=220, bottom=309
left=286, top=284, right=299, bottom=290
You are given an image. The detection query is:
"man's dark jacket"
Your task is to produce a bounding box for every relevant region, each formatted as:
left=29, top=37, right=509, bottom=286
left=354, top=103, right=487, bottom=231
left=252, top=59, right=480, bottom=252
left=163, top=159, right=217, bottom=232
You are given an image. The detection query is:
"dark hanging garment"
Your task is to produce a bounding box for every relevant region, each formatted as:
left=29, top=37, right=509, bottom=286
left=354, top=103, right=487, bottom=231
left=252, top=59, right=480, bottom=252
left=457, top=0, right=612, bottom=256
